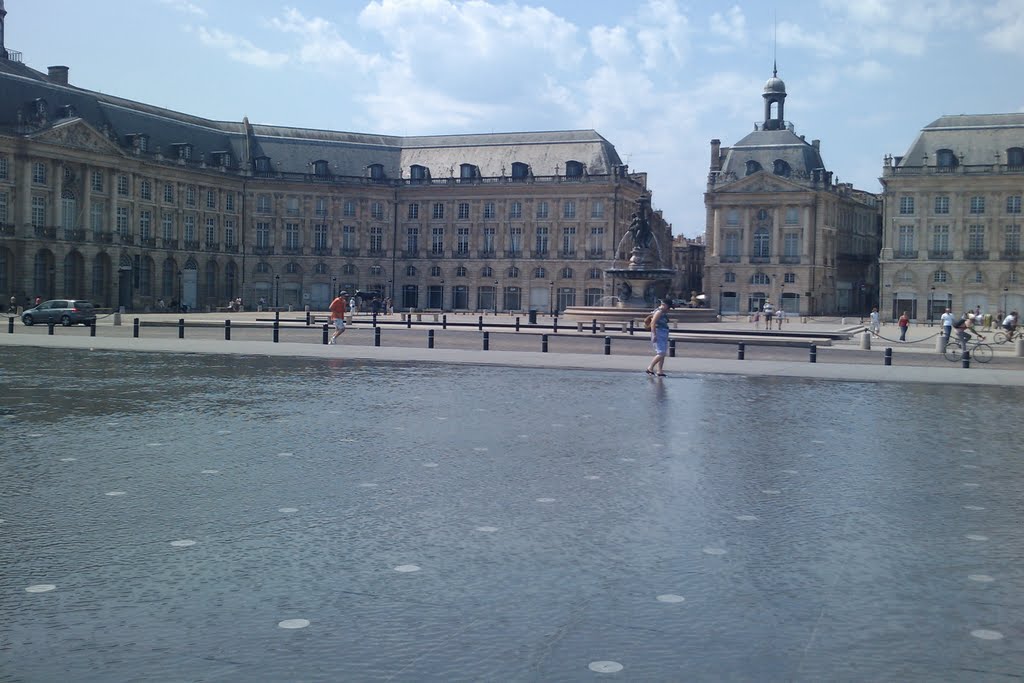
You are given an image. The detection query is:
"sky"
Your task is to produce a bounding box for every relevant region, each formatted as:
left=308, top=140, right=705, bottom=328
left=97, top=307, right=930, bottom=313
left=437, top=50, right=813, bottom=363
left=6, top=0, right=1024, bottom=237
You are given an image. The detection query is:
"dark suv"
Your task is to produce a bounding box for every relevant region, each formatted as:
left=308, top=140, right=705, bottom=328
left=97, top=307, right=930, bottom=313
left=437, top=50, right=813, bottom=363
left=21, top=299, right=96, bottom=326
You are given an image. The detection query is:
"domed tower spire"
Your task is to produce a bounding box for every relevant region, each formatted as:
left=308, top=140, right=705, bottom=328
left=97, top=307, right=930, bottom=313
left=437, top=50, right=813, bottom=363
left=762, top=65, right=786, bottom=131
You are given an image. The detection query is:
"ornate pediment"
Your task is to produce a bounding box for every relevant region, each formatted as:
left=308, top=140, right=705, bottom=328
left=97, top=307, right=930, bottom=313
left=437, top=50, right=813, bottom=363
left=29, top=119, right=125, bottom=156
left=714, top=172, right=806, bottom=194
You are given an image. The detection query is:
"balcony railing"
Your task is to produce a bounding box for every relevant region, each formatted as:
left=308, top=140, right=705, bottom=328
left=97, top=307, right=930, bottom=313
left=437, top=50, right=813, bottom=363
left=557, top=250, right=576, bottom=258
left=0, top=223, right=15, bottom=237
left=367, top=248, right=385, bottom=257
left=749, top=255, right=771, bottom=263
left=428, top=250, right=445, bottom=258
left=454, top=249, right=472, bottom=258
left=282, top=246, right=302, bottom=255
left=893, top=250, right=917, bottom=259
left=140, top=237, right=157, bottom=248
left=1000, top=250, right=1021, bottom=260
left=964, top=250, right=989, bottom=260
left=341, top=248, right=361, bottom=257
left=780, top=255, right=801, bottom=264
left=534, top=249, right=550, bottom=258
left=587, top=249, right=605, bottom=259
left=506, top=250, right=524, bottom=258
left=162, top=238, right=179, bottom=250
left=116, top=233, right=136, bottom=246
left=184, top=240, right=200, bottom=250
left=480, top=250, right=495, bottom=259
left=402, top=249, right=419, bottom=258
left=928, top=250, right=952, bottom=260
left=34, top=226, right=57, bottom=239
left=224, top=244, right=238, bottom=254
left=64, top=229, right=86, bottom=242
left=205, top=242, right=220, bottom=252
left=720, top=255, right=740, bottom=263
left=253, top=245, right=274, bottom=255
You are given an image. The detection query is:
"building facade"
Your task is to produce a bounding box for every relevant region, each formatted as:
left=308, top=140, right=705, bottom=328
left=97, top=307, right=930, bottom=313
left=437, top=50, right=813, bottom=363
left=879, top=114, right=1024, bottom=320
left=703, top=70, right=881, bottom=316
left=671, top=234, right=705, bottom=304
left=0, top=24, right=665, bottom=313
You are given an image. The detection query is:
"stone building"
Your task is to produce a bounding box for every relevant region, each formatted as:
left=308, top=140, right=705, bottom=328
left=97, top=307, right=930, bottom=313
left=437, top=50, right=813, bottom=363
left=671, top=234, right=704, bottom=304
left=703, top=68, right=881, bottom=316
left=0, top=14, right=664, bottom=314
left=879, top=114, right=1024, bottom=320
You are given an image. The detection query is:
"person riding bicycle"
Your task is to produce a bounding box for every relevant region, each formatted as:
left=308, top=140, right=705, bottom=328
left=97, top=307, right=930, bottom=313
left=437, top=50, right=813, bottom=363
left=953, top=311, right=985, bottom=346
left=1002, top=311, right=1019, bottom=339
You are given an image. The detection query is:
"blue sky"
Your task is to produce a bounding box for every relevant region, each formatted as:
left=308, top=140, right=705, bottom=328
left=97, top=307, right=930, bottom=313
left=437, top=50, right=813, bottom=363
left=7, top=0, right=1023, bottom=236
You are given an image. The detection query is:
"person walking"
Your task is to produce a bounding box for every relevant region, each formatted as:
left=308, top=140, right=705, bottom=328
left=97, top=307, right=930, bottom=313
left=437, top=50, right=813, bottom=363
left=645, top=299, right=672, bottom=377
left=869, top=307, right=880, bottom=336
left=898, top=311, right=910, bottom=342
left=328, top=290, right=348, bottom=344
left=940, top=307, right=954, bottom=342
left=776, top=308, right=785, bottom=330
left=762, top=300, right=775, bottom=331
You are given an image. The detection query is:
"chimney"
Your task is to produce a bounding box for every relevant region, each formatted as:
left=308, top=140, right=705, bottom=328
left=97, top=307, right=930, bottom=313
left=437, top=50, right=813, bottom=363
left=812, top=139, right=820, bottom=150
left=47, top=65, right=69, bottom=85
left=710, top=139, right=721, bottom=171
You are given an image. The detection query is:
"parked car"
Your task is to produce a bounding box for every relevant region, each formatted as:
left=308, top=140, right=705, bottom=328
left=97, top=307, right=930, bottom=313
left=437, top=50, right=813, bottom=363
left=21, top=299, right=96, bottom=326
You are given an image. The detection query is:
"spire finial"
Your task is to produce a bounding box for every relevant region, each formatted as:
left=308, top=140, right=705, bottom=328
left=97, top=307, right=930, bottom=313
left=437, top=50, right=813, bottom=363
left=773, top=60, right=777, bottom=78
left=772, top=11, right=777, bottom=77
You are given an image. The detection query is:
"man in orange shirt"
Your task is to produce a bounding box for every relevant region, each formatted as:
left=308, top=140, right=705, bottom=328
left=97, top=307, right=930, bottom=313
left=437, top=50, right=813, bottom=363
left=328, top=290, right=348, bottom=344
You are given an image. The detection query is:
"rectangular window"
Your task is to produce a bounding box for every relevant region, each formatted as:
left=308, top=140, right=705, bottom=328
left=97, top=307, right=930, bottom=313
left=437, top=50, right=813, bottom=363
left=1008, top=195, right=1022, bottom=214
left=563, top=200, right=576, bottom=219
left=256, top=222, right=270, bottom=248
left=224, top=219, right=236, bottom=247
left=785, top=208, right=799, bottom=225
left=139, top=210, right=152, bottom=240
left=432, top=202, right=444, bottom=220
left=458, top=202, right=470, bottom=220
left=0, top=192, right=7, bottom=223
left=91, top=170, right=103, bottom=192
left=431, top=226, right=444, bottom=254
left=509, top=226, right=522, bottom=253
left=314, top=224, right=328, bottom=249
left=484, top=202, right=495, bottom=219
left=783, top=233, right=800, bottom=257
left=285, top=223, right=300, bottom=250
left=343, top=200, right=356, bottom=217
left=206, top=191, right=217, bottom=210
left=898, top=225, right=915, bottom=254
left=117, top=175, right=129, bottom=196
left=1006, top=225, right=1021, bottom=254
left=536, top=201, right=549, bottom=219
left=725, top=209, right=740, bottom=226
left=457, top=226, right=470, bottom=254
left=899, top=196, right=914, bottom=215
left=186, top=186, right=196, bottom=206
left=202, top=217, right=215, bottom=245
left=408, top=203, right=419, bottom=219
left=315, top=197, right=328, bottom=217
left=116, top=206, right=129, bottom=236
left=91, top=204, right=104, bottom=232
left=161, top=213, right=174, bottom=240
left=370, top=226, right=383, bottom=252
left=970, top=196, right=985, bottom=214
left=406, top=227, right=419, bottom=253
left=343, top=225, right=356, bottom=250
left=286, top=197, right=300, bottom=215
left=510, top=201, right=522, bottom=219
left=225, top=193, right=235, bottom=212
left=588, top=226, right=604, bottom=253
left=934, top=196, right=949, bottom=214
left=371, top=201, right=384, bottom=220
left=968, top=225, right=985, bottom=252
left=561, top=226, right=576, bottom=254
left=483, top=226, right=496, bottom=253
left=932, top=225, right=949, bottom=253
left=256, top=194, right=272, bottom=213
left=184, top=215, right=196, bottom=243
left=535, top=226, right=549, bottom=254
left=163, top=183, right=174, bottom=204
left=723, top=232, right=739, bottom=257
left=32, top=162, right=47, bottom=184
left=784, top=272, right=796, bottom=284
left=591, top=200, right=604, bottom=219
left=31, top=196, right=46, bottom=227
left=140, top=179, right=152, bottom=201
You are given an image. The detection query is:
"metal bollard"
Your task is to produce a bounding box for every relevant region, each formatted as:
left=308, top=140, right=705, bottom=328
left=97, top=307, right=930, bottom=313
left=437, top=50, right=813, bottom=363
left=483, top=331, right=489, bottom=351
left=884, top=347, right=892, bottom=366
left=8, top=316, right=13, bottom=334
left=373, top=311, right=378, bottom=328
left=629, top=320, right=634, bottom=335
left=322, top=324, right=329, bottom=345
left=604, top=336, right=611, bottom=355
left=542, top=334, right=549, bottom=352
left=515, top=317, right=520, bottom=332
left=737, top=342, right=745, bottom=360
left=809, top=344, right=817, bottom=363
left=428, top=329, right=435, bottom=349
left=48, top=321, right=55, bottom=335
left=592, top=319, right=597, bottom=334
left=860, top=331, right=871, bottom=350
left=961, top=349, right=970, bottom=369
left=936, top=335, right=946, bottom=354
left=406, top=314, right=412, bottom=329
left=478, top=315, right=483, bottom=331
left=443, top=314, right=447, bottom=330
left=553, top=316, right=558, bottom=333
left=374, top=327, right=381, bottom=347
left=133, top=318, right=140, bottom=338
left=90, top=320, right=96, bottom=337
left=273, top=320, right=279, bottom=343
left=178, top=318, right=185, bottom=339
left=1017, top=338, right=1024, bottom=358
left=225, top=319, right=231, bottom=340
left=669, top=339, right=676, bottom=358
left=305, top=310, right=311, bottom=326
left=576, top=322, right=583, bottom=333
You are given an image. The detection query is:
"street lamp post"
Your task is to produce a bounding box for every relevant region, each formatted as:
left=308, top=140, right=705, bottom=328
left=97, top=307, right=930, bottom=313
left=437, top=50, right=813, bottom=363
left=1004, top=287, right=1009, bottom=315
left=332, top=276, right=337, bottom=297
left=494, top=280, right=499, bottom=315
left=274, top=275, right=280, bottom=309
left=177, top=270, right=183, bottom=312
left=930, top=286, right=935, bottom=324
left=439, top=279, right=444, bottom=310
left=549, top=281, right=554, bottom=315
left=718, top=283, right=723, bottom=316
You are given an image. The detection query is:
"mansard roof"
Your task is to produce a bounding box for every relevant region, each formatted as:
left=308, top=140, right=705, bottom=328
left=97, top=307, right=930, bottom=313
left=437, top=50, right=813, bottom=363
left=719, top=127, right=826, bottom=180
left=896, top=113, right=1024, bottom=167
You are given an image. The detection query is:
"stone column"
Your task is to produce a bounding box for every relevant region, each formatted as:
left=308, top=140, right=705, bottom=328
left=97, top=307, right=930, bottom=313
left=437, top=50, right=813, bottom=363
left=53, top=162, right=63, bottom=233
left=81, top=164, right=91, bottom=236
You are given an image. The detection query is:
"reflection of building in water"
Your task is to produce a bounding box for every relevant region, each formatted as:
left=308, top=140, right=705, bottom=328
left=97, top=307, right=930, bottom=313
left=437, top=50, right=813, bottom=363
left=704, top=67, right=881, bottom=316
left=879, top=114, right=1024, bottom=322
left=0, top=8, right=674, bottom=313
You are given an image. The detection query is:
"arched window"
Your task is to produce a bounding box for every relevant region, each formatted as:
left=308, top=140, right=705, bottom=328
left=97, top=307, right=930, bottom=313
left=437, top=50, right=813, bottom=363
left=367, top=163, right=385, bottom=180
left=405, top=265, right=417, bottom=277
left=314, top=262, right=328, bottom=274
left=564, top=160, right=584, bottom=177
left=256, top=262, right=270, bottom=273
left=430, top=265, right=442, bottom=277
left=410, top=164, right=429, bottom=181
left=343, top=264, right=356, bottom=275
left=480, top=266, right=493, bottom=278
left=773, top=159, right=791, bottom=177
left=455, top=266, right=467, bottom=277
left=533, top=267, right=546, bottom=278
left=286, top=262, right=300, bottom=274
left=1006, top=147, right=1024, bottom=168
left=753, top=228, right=771, bottom=257
left=561, top=267, right=574, bottom=279
left=254, top=156, right=271, bottom=174
left=507, top=266, right=520, bottom=278
left=751, top=272, right=770, bottom=285
left=936, top=148, right=958, bottom=170
left=587, top=268, right=601, bottom=279
left=745, top=160, right=762, bottom=175
left=724, top=271, right=736, bottom=283
left=511, top=162, right=529, bottom=179
left=313, top=160, right=330, bottom=177
left=459, top=163, right=478, bottom=181
left=933, top=270, right=949, bottom=283
left=897, top=270, right=914, bottom=284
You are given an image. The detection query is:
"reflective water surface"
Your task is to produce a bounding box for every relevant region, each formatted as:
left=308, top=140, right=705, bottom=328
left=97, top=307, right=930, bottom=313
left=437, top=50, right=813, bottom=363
left=2, top=347, right=1023, bottom=682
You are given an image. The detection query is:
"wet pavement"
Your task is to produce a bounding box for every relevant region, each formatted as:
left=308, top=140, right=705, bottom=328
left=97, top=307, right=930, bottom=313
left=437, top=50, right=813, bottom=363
left=2, top=347, right=1023, bottom=681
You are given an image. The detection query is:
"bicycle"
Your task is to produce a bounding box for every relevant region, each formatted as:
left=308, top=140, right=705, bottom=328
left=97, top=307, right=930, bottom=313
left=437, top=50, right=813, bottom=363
left=992, top=327, right=1023, bottom=345
left=943, top=336, right=993, bottom=363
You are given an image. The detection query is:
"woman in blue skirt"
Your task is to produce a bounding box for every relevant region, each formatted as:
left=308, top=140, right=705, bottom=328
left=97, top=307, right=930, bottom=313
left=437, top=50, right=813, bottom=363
left=645, top=298, right=672, bottom=377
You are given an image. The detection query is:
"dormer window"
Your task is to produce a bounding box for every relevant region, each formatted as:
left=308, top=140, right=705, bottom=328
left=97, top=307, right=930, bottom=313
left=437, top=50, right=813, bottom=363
left=745, top=160, right=762, bottom=176
left=313, top=160, right=330, bottom=177
left=172, top=143, right=193, bottom=161
left=936, top=148, right=958, bottom=170
left=773, top=159, right=791, bottom=177
left=511, top=162, right=529, bottom=180
left=459, top=163, right=478, bottom=181
left=254, top=156, right=272, bottom=174
left=1006, top=147, right=1024, bottom=168
left=367, top=163, right=385, bottom=180
left=410, top=164, right=429, bottom=182
left=33, top=98, right=48, bottom=118
left=128, top=134, right=149, bottom=153
left=211, top=151, right=231, bottom=167
left=57, top=105, right=76, bottom=119
left=564, top=160, right=584, bottom=177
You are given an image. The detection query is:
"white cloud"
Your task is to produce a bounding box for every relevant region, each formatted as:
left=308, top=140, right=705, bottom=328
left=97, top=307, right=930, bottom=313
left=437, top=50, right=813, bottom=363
left=709, top=6, right=746, bottom=42
left=821, top=0, right=974, bottom=56
left=159, top=0, right=206, bottom=17
left=194, top=27, right=289, bottom=68
left=776, top=21, right=843, bottom=58
left=844, top=59, right=891, bottom=82
left=634, top=0, right=689, bottom=70
left=270, top=8, right=380, bottom=71
left=983, top=0, right=1024, bottom=55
